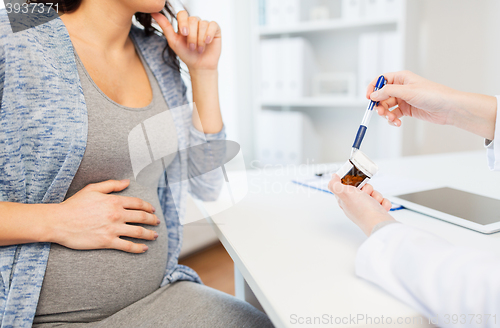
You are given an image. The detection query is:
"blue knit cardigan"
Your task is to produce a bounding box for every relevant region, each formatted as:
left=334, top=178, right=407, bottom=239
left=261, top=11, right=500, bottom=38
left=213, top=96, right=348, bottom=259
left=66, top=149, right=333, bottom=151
left=0, top=10, right=225, bottom=328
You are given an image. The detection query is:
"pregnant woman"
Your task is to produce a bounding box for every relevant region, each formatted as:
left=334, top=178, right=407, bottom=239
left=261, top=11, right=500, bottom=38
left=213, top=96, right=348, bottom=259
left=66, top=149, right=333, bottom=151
left=0, top=0, right=273, bottom=327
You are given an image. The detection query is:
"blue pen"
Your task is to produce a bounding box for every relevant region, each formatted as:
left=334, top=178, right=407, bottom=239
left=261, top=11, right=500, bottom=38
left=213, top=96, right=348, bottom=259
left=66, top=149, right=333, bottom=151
left=350, top=75, right=387, bottom=157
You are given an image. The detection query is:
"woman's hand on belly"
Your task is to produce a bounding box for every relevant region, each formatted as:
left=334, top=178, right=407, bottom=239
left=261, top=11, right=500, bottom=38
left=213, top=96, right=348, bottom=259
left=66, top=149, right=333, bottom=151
left=50, top=179, right=160, bottom=253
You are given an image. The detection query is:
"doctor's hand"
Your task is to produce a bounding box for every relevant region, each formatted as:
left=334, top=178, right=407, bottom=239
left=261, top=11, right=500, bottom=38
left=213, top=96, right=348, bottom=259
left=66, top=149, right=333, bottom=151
left=328, top=174, right=395, bottom=236
left=367, top=71, right=497, bottom=140
left=152, top=11, right=221, bottom=72
left=367, top=71, right=458, bottom=128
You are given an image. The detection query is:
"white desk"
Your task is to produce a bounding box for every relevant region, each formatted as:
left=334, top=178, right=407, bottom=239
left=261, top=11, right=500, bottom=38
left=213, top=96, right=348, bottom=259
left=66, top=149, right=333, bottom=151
left=201, top=151, right=500, bottom=328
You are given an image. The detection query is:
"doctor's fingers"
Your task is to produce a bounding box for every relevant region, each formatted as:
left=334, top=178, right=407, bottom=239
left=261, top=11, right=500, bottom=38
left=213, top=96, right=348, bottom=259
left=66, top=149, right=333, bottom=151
left=370, top=190, right=385, bottom=205
left=381, top=198, right=392, bottom=212
left=365, top=71, right=417, bottom=99
left=375, top=97, right=398, bottom=114
left=366, top=72, right=398, bottom=99
left=361, top=184, right=387, bottom=207
left=376, top=102, right=404, bottom=127
left=328, top=174, right=350, bottom=198
left=361, top=183, right=374, bottom=196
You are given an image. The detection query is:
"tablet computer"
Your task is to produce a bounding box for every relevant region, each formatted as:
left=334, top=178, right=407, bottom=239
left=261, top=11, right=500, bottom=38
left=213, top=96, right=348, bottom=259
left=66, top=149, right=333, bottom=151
left=391, top=187, right=500, bottom=234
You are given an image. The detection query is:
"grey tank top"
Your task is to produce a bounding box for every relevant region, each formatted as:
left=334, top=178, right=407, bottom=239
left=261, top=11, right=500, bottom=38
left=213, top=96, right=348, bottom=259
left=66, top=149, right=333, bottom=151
left=33, top=45, right=178, bottom=325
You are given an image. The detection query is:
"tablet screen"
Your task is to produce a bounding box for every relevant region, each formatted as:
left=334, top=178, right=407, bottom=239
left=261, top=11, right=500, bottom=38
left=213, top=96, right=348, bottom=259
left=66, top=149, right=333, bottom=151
left=397, top=187, right=500, bottom=225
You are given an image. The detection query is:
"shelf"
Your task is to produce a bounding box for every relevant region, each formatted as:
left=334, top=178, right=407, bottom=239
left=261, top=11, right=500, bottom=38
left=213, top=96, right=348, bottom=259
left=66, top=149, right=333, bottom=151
left=258, top=18, right=399, bottom=36
left=260, top=98, right=368, bottom=108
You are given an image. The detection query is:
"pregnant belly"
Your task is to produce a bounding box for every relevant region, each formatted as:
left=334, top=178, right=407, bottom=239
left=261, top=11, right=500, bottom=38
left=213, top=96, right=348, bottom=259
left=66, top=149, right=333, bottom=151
left=33, top=200, right=169, bottom=324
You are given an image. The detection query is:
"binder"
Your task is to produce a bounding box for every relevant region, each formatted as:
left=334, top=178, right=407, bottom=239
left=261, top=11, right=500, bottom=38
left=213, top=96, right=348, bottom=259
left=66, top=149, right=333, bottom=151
left=260, top=39, right=278, bottom=100
left=358, top=32, right=380, bottom=98
left=383, top=0, right=403, bottom=18
left=342, top=0, right=362, bottom=20
left=265, top=0, right=281, bottom=27
left=364, top=0, right=385, bottom=18
left=282, top=37, right=315, bottom=99
left=282, top=0, right=301, bottom=25
left=256, top=110, right=321, bottom=166
left=358, top=31, right=402, bottom=98
left=261, top=37, right=315, bottom=100
left=380, top=31, right=402, bottom=73
left=258, top=0, right=266, bottom=25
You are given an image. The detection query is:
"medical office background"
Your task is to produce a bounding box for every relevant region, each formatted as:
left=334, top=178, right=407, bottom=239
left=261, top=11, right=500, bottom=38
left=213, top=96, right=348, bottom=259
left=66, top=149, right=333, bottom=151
left=177, top=0, right=500, bottom=263
left=3, top=0, right=500, bottom=289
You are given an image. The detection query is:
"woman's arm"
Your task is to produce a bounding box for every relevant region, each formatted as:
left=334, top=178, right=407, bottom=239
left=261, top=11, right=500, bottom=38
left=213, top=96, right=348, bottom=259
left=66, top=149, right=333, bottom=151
left=152, top=11, right=223, bottom=134
left=0, top=201, right=59, bottom=245
left=152, top=12, right=226, bottom=202
left=0, top=180, right=159, bottom=253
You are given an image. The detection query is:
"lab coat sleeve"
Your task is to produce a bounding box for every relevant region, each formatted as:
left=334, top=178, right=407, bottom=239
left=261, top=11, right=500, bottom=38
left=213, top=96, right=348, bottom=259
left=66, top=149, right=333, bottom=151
left=485, top=96, right=500, bottom=170
left=356, top=223, right=500, bottom=328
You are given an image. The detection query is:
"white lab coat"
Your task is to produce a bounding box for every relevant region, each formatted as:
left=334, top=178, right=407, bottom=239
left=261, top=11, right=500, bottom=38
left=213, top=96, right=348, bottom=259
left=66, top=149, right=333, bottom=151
left=355, top=96, right=500, bottom=328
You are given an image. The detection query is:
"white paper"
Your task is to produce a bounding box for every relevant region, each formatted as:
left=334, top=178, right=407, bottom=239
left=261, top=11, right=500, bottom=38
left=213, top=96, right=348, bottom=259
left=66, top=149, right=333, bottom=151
left=292, top=173, right=437, bottom=210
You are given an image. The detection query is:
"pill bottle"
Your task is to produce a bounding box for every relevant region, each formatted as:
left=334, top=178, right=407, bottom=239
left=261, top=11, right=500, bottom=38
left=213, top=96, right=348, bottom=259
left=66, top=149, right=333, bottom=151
left=335, top=150, right=378, bottom=189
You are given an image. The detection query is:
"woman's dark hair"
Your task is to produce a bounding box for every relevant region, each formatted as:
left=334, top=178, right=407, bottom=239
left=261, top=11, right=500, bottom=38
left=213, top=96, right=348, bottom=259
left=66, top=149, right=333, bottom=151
left=29, top=0, right=181, bottom=71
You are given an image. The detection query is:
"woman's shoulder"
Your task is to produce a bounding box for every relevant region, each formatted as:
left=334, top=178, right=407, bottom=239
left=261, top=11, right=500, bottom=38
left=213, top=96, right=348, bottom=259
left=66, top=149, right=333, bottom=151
left=0, top=9, right=13, bottom=39
left=0, top=8, right=70, bottom=54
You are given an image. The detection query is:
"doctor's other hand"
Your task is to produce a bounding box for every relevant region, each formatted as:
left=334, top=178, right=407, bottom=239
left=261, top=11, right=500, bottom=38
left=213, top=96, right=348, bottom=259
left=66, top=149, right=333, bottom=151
left=152, top=11, right=221, bottom=72
left=328, top=174, right=395, bottom=236
left=366, top=70, right=497, bottom=140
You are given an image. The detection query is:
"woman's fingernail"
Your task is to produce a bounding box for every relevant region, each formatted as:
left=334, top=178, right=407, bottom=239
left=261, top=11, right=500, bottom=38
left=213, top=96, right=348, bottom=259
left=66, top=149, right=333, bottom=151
left=206, top=36, right=211, bottom=44
left=143, top=245, right=149, bottom=252
left=182, top=27, right=188, bottom=35
left=198, top=46, right=204, bottom=54
left=157, top=219, right=161, bottom=225
left=189, top=43, right=196, bottom=51
left=154, top=232, right=159, bottom=239
left=385, top=115, right=389, bottom=120
left=152, top=206, right=156, bottom=213
left=393, top=122, right=398, bottom=126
